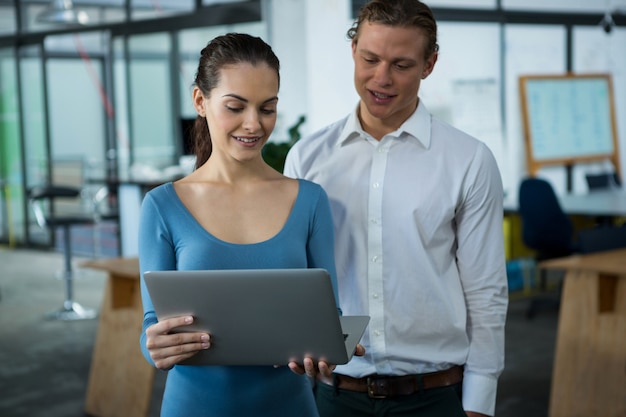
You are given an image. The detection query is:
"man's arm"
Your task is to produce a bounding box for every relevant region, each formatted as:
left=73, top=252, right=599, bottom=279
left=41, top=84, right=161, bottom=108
left=456, top=143, right=508, bottom=416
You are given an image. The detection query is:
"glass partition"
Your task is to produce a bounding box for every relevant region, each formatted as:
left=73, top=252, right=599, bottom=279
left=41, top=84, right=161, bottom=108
left=0, top=47, right=23, bottom=245
left=46, top=57, right=106, bottom=178
left=128, top=32, right=174, bottom=169
left=19, top=45, right=49, bottom=245
left=44, top=31, right=106, bottom=55
left=45, top=32, right=108, bottom=185
left=0, top=5, right=16, bottom=36
left=502, top=0, right=605, bottom=13
left=131, top=0, right=194, bottom=21
left=113, top=37, right=131, bottom=178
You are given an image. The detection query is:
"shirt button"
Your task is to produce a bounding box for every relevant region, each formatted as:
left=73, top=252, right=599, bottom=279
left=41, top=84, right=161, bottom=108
left=371, top=218, right=378, bottom=224
left=372, top=293, right=379, bottom=299
left=372, top=256, right=380, bottom=262
left=372, top=182, right=379, bottom=188
left=374, top=330, right=381, bottom=336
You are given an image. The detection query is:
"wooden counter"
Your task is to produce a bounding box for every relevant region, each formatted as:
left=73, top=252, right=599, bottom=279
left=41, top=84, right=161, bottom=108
left=541, top=248, right=626, bottom=417
left=82, top=257, right=155, bottom=417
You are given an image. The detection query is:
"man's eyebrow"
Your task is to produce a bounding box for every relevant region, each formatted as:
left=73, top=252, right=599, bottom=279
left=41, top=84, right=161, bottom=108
left=358, top=48, right=417, bottom=64
left=222, top=93, right=279, bottom=104
left=358, top=47, right=378, bottom=57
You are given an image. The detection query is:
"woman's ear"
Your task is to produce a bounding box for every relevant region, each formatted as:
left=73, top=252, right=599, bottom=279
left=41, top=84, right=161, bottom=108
left=192, top=87, right=206, bottom=117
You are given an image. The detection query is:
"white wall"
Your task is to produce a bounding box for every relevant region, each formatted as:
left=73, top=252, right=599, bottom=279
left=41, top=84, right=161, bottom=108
left=303, top=0, right=357, bottom=131
left=267, top=0, right=356, bottom=140
left=267, top=0, right=626, bottom=197
left=264, top=0, right=309, bottom=141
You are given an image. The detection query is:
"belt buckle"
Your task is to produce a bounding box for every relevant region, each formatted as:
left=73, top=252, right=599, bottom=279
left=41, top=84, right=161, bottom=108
left=367, top=377, right=388, bottom=399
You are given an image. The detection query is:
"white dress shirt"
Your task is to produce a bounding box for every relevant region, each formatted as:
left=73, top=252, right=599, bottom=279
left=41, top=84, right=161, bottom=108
left=283, top=100, right=508, bottom=416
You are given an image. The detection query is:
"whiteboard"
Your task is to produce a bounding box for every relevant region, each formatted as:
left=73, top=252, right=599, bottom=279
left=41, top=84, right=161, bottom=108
left=519, top=74, right=620, bottom=175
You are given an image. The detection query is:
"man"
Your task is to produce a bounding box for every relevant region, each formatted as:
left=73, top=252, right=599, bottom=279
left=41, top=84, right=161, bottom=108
left=283, top=1, right=507, bottom=416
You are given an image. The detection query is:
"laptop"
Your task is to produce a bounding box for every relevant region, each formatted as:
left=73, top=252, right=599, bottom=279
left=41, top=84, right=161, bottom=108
left=143, top=268, right=369, bottom=366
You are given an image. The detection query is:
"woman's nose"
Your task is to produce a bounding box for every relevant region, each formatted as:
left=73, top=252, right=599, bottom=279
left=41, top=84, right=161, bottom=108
left=243, top=111, right=261, bottom=131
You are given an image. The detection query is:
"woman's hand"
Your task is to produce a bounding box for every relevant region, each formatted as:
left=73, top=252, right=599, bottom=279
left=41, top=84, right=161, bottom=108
left=145, top=315, right=211, bottom=370
left=287, top=344, right=366, bottom=378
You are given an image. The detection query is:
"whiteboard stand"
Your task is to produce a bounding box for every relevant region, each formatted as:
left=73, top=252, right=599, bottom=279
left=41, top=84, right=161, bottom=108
left=519, top=73, right=621, bottom=193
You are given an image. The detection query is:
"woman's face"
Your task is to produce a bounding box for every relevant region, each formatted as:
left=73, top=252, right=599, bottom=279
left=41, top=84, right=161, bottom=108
left=193, top=62, right=279, bottom=163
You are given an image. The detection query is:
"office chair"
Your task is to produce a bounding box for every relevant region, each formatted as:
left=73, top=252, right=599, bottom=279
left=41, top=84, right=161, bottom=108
left=518, top=177, right=577, bottom=319
left=29, top=185, right=98, bottom=320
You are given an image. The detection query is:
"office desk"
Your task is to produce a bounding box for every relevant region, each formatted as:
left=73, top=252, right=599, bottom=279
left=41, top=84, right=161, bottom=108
left=540, top=249, right=626, bottom=417
left=557, top=189, right=626, bottom=217
left=88, top=176, right=181, bottom=257
left=117, top=177, right=181, bottom=256
left=504, top=189, right=626, bottom=217
left=81, top=257, right=155, bottom=417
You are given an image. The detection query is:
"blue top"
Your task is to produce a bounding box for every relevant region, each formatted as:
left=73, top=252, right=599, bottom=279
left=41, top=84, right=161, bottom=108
left=138, top=179, right=337, bottom=417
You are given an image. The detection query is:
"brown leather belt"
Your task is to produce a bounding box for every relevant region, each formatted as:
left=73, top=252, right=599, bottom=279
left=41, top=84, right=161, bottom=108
left=318, top=365, right=464, bottom=399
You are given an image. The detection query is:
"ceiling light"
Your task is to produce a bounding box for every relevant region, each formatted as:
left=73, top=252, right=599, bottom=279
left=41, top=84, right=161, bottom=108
left=36, top=0, right=89, bottom=26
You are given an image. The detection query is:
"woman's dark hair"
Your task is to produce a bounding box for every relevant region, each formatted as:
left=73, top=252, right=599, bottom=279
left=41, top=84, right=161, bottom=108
left=192, top=33, right=280, bottom=168
left=347, top=0, right=439, bottom=61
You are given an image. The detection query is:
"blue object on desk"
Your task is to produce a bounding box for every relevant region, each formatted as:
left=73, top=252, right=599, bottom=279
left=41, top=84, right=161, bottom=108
left=506, top=260, right=525, bottom=292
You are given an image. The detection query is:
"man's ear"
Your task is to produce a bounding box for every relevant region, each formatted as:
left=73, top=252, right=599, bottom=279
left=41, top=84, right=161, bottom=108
left=192, top=87, right=206, bottom=117
left=422, top=51, right=438, bottom=80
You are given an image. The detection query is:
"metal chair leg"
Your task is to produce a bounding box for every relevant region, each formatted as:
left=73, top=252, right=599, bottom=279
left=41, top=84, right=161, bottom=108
left=45, top=224, right=97, bottom=320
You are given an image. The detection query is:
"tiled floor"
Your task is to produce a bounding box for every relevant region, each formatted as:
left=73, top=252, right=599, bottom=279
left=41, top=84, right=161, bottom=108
left=0, top=247, right=558, bottom=417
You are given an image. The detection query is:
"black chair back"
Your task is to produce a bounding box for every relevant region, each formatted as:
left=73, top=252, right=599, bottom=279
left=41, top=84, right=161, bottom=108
left=518, top=178, right=574, bottom=260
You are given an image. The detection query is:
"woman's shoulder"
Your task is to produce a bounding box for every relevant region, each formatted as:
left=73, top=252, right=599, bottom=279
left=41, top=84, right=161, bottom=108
left=143, top=182, right=175, bottom=204
left=295, top=178, right=326, bottom=197
left=293, top=179, right=330, bottom=211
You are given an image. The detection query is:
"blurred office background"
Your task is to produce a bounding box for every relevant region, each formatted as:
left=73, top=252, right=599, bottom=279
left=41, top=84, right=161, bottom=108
left=1, top=1, right=626, bottom=417
left=0, top=0, right=625, bottom=254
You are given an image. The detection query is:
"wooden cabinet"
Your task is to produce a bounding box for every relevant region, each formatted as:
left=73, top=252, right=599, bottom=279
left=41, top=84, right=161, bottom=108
left=541, top=249, right=626, bottom=417
left=82, top=258, right=155, bottom=417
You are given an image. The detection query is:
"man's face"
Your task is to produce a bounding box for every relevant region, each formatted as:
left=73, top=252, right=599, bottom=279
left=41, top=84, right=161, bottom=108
left=352, top=22, right=437, bottom=136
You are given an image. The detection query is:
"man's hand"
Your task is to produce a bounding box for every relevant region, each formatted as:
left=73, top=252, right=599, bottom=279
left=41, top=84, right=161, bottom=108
left=287, top=344, right=366, bottom=378
left=288, top=357, right=336, bottom=378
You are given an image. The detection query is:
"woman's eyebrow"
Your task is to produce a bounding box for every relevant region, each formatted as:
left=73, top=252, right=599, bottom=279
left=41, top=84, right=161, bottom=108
left=222, top=93, right=279, bottom=104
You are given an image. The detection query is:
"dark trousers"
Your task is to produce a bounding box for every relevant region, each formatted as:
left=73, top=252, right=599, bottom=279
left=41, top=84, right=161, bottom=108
left=314, top=380, right=466, bottom=417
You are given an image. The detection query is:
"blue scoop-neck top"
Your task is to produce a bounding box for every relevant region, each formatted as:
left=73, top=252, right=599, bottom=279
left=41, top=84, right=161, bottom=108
left=138, top=179, right=337, bottom=417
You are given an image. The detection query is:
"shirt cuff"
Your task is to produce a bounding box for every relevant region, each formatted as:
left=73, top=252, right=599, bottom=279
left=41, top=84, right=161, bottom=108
left=462, top=371, right=498, bottom=416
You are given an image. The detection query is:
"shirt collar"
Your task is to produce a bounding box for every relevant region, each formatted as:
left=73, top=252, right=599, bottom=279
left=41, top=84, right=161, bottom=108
left=336, top=104, right=364, bottom=147
left=337, top=100, right=432, bottom=148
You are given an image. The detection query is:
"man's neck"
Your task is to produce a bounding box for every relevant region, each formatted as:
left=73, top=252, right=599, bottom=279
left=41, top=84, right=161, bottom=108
left=357, top=100, right=418, bottom=140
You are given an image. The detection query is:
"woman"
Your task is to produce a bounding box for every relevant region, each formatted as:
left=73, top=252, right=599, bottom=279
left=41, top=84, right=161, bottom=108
left=138, top=33, right=338, bottom=416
